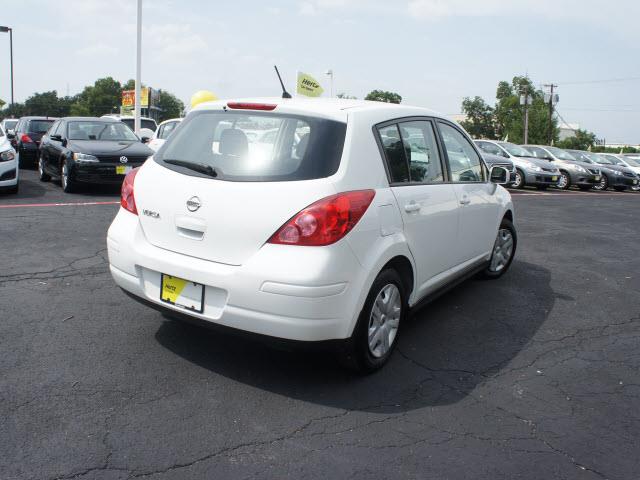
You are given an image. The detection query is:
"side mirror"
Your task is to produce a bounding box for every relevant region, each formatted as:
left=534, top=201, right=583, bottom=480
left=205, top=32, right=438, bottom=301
left=490, top=165, right=510, bottom=185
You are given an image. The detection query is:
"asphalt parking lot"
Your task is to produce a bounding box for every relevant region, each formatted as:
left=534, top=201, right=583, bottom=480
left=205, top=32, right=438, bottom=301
left=1, top=169, right=639, bottom=480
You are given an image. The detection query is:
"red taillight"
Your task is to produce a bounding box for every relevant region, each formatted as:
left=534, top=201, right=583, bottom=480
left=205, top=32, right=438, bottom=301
left=226, top=102, right=277, bottom=111
left=268, top=190, right=375, bottom=246
left=120, top=168, right=140, bottom=215
left=20, top=134, right=33, bottom=143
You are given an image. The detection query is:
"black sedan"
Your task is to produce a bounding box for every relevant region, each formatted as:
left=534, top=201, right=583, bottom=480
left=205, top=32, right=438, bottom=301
left=7, top=116, right=57, bottom=168
left=38, top=117, right=154, bottom=192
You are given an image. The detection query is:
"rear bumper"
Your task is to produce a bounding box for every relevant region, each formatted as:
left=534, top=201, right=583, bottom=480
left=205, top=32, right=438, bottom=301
left=107, top=208, right=366, bottom=342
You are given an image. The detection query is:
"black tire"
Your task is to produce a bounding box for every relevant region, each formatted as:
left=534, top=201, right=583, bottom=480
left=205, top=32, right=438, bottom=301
left=536, top=185, right=548, bottom=190
left=557, top=171, right=571, bottom=190
left=38, top=154, right=51, bottom=182
left=578, top=185, right=592, bottom=191
left=613, top=186, right=626, bottom=192
left=594, top=175, right=608, bottom=191
left=60, top=158, right=76, bottom=193
left=482, top=218, right=517, bottom=279
left=341, top=268, right=407, bottom=373
left=511, top=168, right=525, bottom=189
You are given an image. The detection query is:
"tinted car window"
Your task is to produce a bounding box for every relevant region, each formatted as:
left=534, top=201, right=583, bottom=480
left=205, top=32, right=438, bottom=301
left=121, top=118, right=157, bottom=132
left=28, top=120, right=55, bottom=134
left=477, top=141, right=503, bottom=156
left=398, top=121, right=443, bottom=183
left=378, top=124, right=409, bottom=183
left=439, top=123, right=485, bottom=182
left=525, top=146, right=552, bottom=160
left=156, top=111, right=346, bottom=182
left=67, top=121, right=139, bottom=141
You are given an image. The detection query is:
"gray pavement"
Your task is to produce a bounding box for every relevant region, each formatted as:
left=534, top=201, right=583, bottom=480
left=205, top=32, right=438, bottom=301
left=1, top=169, right=639, bottom=479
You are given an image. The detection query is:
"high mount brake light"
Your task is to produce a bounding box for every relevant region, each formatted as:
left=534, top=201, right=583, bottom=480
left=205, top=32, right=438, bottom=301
left=226, top=102, right=277, bottom=111
left=20, top=134, right=33, bottom=143
left=120, top=167, right=140, bottom=215
left=268, top=190, right=376, bottom=246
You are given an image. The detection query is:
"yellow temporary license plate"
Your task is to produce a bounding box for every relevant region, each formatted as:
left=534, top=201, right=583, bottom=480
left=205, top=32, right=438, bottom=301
left=160, top=274, right=205, bottom=313
left=116, top=165, right=132, bottom=175
left=551, top=176, right=558, bottom=181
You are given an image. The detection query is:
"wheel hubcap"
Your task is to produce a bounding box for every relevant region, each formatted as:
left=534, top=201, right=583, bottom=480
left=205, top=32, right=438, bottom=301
left=558, top=174, right=568, bottom=188
left=514, top=173, right=522, bottom=187
left=39, top=157, right=43, bottom=175
left=368, top=284, right=401, bottom=358
left=62, top=163, right=68, bottom=189
left=490, top=229, right=514, bottom=272
left=595, top=177, right=606, bottom=190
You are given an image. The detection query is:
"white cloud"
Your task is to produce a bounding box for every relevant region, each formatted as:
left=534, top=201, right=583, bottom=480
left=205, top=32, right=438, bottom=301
left=299, top=2, right=318, bottom=15
left=76, top=43, right=118, bottom=57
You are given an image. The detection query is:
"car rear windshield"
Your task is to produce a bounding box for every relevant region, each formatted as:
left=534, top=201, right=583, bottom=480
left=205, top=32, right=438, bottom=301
left=4, top=119, right=18, bottom=130
left=121, top=118, right=157, bottom=132
left=28, top=120, right=54, bottom=133
left=154, top=110, right=347, bottom=182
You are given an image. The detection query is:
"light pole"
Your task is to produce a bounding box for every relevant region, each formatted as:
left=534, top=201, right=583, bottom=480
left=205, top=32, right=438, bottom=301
left=134, top=0, right=142, bottom=134
left=0, top=26, right=14, bottom=107
left=324, top=69, right=333, bottom=97
left=520, top=90, right=532, bottom=145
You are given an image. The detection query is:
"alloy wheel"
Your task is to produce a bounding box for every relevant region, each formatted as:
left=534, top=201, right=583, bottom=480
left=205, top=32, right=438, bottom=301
left=61, top=161, right=68, bottom=190
left=593, top=176, right=607, bottom=191
left=512, top=171, right=523, bottom=188
left=489, top=228, right=514, bottom=272
left=558, top=173, right=569, bottom=189
left=367, top=284, right=401, bottom=358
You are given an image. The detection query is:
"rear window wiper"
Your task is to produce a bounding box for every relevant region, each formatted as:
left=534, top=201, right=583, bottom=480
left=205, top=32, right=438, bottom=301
left=164, top=159, right=219, bottom=178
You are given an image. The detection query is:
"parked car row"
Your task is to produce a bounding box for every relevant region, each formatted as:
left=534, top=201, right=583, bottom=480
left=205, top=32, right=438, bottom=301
left=475, top=140, right=640, bottom=192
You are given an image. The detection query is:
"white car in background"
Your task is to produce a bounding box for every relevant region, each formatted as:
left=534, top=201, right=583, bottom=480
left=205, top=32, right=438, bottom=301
left=148, top=118, right=182, bottom=152
left=0, top=124, right=19, bottom=193
left=0, top=118, right=19, bottom=135
left=107, top=98, right=515, bottom=372
left=101, top=114, right=158, bottom=143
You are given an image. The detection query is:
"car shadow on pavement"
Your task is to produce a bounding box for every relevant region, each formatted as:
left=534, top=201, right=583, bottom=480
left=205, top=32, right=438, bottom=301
left=154, top=260, right=554, bottom=413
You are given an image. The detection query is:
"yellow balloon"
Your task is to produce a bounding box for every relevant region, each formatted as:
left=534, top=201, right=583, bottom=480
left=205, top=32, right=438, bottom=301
left=190, top=90, right=218, bottom=108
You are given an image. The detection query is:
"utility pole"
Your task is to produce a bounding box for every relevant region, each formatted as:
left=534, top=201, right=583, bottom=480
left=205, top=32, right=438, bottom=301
left=134, top=0, right=142, bottom=135
left=0, top=26, right=13, bottom=107
left=520, top=89, right=532, bottom=144
left=544, top=83, right=558, bottom=145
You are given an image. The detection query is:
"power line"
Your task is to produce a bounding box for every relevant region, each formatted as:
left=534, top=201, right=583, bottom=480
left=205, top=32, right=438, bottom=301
left=556, top=75, right=640, bottom=86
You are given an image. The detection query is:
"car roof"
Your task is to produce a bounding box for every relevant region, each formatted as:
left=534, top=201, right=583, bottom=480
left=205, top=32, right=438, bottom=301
left=20, top=116, right=58, bottom=120
left=192, top=97, right=447, bottom=123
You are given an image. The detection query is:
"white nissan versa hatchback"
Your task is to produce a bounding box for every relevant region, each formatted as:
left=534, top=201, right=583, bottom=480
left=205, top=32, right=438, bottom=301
left=107, top=98, right=516, bottom=372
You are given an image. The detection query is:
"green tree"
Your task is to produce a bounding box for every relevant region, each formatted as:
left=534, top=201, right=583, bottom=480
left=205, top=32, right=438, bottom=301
left=2, top=102, right=25, bottom=119
left=365, top=90, right=402, bottom=104
left=556, top=129, right=597, bottom=150
left=0, top=98, right=5, bottom=109
left=23, top=91, right=76, bottom=117
left=157, top=90, right=184, bottom=121
left=493, top=76, right=558, bottom=144
left=71, top=77, right=122, bottom=116
left=460, top=96, right=495, bottom=139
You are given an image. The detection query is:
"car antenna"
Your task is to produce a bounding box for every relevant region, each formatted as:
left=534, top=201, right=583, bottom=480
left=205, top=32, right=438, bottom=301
left=274, top=65, right=292, bottom=99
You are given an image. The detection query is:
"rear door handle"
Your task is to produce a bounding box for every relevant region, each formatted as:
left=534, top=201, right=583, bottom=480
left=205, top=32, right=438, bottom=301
left=404, top=203, right=421, bottom=213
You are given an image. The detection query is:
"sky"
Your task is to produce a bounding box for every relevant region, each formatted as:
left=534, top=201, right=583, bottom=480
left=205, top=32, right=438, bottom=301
left=1, top=0, right=640, bottom=143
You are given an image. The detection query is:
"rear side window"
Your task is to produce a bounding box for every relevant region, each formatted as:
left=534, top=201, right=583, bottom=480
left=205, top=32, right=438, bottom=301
left=438, top=123, right=485, bottom=182
left=378, top=124, right=409, bottom=183
left=398, top=121, right=443, bottom=183
left=28, top=120, right=54, bottom=134
left=155, top=110, right=346, bottom=182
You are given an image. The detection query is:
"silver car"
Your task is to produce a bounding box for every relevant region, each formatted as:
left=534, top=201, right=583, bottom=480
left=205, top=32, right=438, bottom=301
left=475, top=140, right=560, bottom=190
left=522, top=145, right=601, bottom=190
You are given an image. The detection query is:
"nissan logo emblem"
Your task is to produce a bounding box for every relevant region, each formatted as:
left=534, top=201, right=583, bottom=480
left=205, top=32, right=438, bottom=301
left=120, top=156, right=128, bottom=164
left=186, top=196, right=201, bottom=212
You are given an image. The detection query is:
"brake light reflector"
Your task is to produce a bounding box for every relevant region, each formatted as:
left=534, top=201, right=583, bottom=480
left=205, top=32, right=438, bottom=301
left=226, top=102, right=277, bottom=111
left=120, top=168, right=140, bottom=215
left=20, top=134, right=33, bottom=143
left=268, top=190, right=375, bottom=246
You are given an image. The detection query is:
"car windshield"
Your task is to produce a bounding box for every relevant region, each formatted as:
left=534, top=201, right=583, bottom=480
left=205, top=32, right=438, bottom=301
left=120, top=118, right=157, bottom=132
left=28, top=120, right=55, bottom=134
left=596, top=155, right=617, bottom=165
left=546, top=146, right=576, bottom=160
left=499, top=142, right=532, bottom=157
left=567, top=151, right=589, bottom=162
left=67, top=121, right=139, bottom=141
left=155, top=110, right=346, bottom=182
left=4, top=119, right=18, bottom=130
